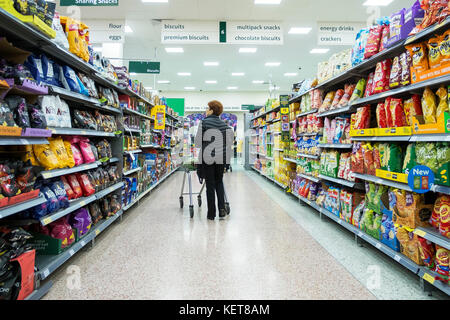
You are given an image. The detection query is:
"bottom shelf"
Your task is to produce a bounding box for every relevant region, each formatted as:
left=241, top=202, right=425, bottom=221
left=251, top=169, right=450, bottom=296
left=123, top=167, right=180, bottom=212
left=24, top=280, right=52, bottom=300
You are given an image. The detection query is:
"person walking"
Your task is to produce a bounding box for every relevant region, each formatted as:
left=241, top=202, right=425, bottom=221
left=195, top=100, right=233, bottom=220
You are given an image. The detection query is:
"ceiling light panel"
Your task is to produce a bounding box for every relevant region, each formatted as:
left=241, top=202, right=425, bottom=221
left=177, top=72, right=191, bottom=76
left=255, top=0, right=282, bottom=4
left=232, top=73, right=245, bottom=76
left=265, top=62, right=281, bottom=67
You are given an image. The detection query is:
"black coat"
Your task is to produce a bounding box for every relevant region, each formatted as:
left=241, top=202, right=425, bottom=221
left=194, top=115, right=233, bottom=165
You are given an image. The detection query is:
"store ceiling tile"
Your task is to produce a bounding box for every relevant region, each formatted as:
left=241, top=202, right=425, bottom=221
left=56, top=0, right=405, bottom=92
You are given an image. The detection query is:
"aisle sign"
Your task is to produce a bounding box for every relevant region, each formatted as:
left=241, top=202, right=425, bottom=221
left=129, top=61, right=160, bottom=74
left=226, top=21, right=283, bottom=45
left=161, top=20, right=283, bottom=45
left=407, top=165, right=435, bottom=194
left=161, top=21, right=219, bottom=44
left=153, top=105, right=166, bottom=130
left=317, top=22, right=365, bottom=46
left=85, top=20, right=125, bottom=43
left=280, top=95, right=290, bottom=143
left=60, top=0, right=119, bottom=6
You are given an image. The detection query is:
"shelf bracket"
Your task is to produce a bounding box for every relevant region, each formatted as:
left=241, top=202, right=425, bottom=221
left=355, top=234, right=364, bottom=247
left=419, top=277, right=435, bottom=297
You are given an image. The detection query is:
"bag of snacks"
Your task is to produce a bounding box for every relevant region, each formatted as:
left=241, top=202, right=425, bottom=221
left=364, top=73, right=374, bottom=97
left=33, top=144, right=59, bottom=171
left=417, top=237, right=436, bottom=269
left=390, top=98, right=407, bottom=127
left=364, top=25, right=383, bottom=59
left=66, top=174, right=83, bottom=199
left=372, top=59, right=392, bottom=94
left=416, top=142, right=439, bottom=172
left=384, top=97, right=394, bottom=128
left=349, top=78, right=366, bottom=103
left=406, top=42, right=429, bottom=72
left=351, top=142, right=364, bottom=174
left=436, top=86, right=449, bottom=119
left=89, top=202, right=103, bottom=225
left=339, top=84, right=356, bottom=106
left=69, top=208, right=92, bottom=237
left=422, top=87, right=438, bottom=124
left=49, top=180, right=69, bottom=209
left=376, top=102, right=388, bottom=128
left=60, top=176, right=75, bottom=200
left=403, top=144, right=417, bottom=175
left=382, top=144, right=403, bottom=172
left=362, top=143, right=376, bottom=175
left=41, top=186, right=60, bottom=214
left=78, top=138, right=96, bottom=164
left=48, top=137, right=70, bottom=169
left=331, top=89, right=344, bottom=109
left=320, top=91, right=336, bottom=112
left=439, top=196, right=450, bottom=238
left=389, top=56, right=402, bottom=89
left=427, top=36, right=443, bottom=68
left=403, top=95, right=423, bottom=126
left=353, top=106, right=371, bottom=129
left=49, top=217, right=75, bottom=249
left=400, top=51, right=412, bottom=86
left=435, top=246, right=450, bottom=283
left=440, top=30, right=450, bottom=64
left=75, top=173, right=96, bottom=197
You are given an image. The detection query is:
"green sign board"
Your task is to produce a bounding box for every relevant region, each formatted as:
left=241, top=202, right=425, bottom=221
left=219, top=21, right=227, bottom=43
left=129, top=61, right=160, bottom=74
left=242, top=104, right=256, bottom=111
left=280, top=95, right=290, bottom=143
left=60, top=0, right=119, bottom=6
left=166, top=98, right=185, bottom=117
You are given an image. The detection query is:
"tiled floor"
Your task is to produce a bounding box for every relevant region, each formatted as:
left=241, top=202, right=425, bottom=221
left=42, top=165, right=447, bottom=300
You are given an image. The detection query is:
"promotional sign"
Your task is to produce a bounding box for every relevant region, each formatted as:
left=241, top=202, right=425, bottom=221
left=161, top=21, right=219, bottom=44
left=407, top=165, right=435, bottom=194
left=226, top=21, right=283, bottom=45
left=153, top=105, right=166, bottom=130
left=280, top=95, right=290, bottom=143
left=84, top=20, right=125, bottom=43
left=161, top=20, right=283, bottom=45
left=317, top=21, right=365, bottom=46
left=129, top=61, right=160, bottom=74
left=60, top=0, right=119, bottom=6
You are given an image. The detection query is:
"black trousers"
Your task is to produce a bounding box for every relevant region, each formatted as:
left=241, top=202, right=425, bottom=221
left=204, top=164, right=225, bottom=218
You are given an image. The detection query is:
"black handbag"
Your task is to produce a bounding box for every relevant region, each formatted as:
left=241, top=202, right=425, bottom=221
left=196, top=163, right=205, bottom=182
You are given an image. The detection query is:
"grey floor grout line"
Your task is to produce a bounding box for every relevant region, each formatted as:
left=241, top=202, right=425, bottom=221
left=245, top=168, right=447, bottom=300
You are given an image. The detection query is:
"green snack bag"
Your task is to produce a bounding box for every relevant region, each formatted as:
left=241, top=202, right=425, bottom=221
left=437, top=142, right=450, bottom=168
left=403, top=143, right=417, bottom=175
left=350, top=78, right=367, bottom=103
left=386, top=144, right=403, bottom=173
left=373, top=185, right=388, bottom=213
left=422, top=142, right=439, bottom=172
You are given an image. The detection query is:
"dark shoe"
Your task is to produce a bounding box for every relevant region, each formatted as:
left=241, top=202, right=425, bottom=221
left=219, top=209, right=227, bottom=220
left=207, top=216, right=215, bottom=221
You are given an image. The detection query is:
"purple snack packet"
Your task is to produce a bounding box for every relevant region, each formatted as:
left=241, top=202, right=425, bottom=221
left=69, top=208, right=92, bottom=236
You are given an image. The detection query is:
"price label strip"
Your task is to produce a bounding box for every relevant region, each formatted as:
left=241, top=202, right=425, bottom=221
left=423, top=272, right=435, bottom=284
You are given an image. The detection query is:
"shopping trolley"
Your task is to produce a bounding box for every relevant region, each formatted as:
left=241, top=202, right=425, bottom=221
left=179, top=162, right=231, bottom=219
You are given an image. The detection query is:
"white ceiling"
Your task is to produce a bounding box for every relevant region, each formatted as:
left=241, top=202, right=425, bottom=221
left=55, top=0, right=406, bottom=93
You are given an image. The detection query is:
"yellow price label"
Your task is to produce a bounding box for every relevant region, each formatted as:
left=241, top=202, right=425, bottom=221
left=43, top=217, right=52, bottom=225
left=79, top=201, right=86, bottom=207
left=414, top=229, right=427, bottom=237
left=423, top=273, right=435, bottom=284
left=95, top=229, right=100, bottom=236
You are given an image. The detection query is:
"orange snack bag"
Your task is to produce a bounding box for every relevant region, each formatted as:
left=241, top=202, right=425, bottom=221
left=406, top=42, right=429, bottom=72
left=439, top=30, right=450, bottom=64
left=427, top=37, right=443, bottom=68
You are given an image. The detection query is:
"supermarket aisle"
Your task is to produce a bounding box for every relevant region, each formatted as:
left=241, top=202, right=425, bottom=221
left=42, top=166, right=444, bottom=300
left=43, top=166, right=374, bottom=300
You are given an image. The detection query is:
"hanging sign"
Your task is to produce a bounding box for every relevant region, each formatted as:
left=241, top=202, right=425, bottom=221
left=161, top=20, right=283, bottom=45
left=407, top=165, right=435, bottom=194
left=60, top=0, right=119, bottom=6
left=226, top=21, right=283, bottom=45
left=129, top=61, right=160, bottom=74
left=153, top=105, right=166, bottom=130
left=317, top=21, right=365, bottom=46
left=84, top=20, right=125, bottom=43
left=161, top=21, right=219, bottom=44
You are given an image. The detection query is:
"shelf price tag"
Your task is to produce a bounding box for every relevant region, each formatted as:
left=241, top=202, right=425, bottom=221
left=414, top=229, right=427, bottom=237
left=42, top=217, right=52, bottom=225
left=394, top=255, right=401, bottom=262
left=423, top=273, right=435, bottom=284
left=69, top=249, right=75, bottom=256
left=42, top=269, right=50, bottom=279
left=95, top=229, right=100, bottom=236
left=376, top=243, right=382, bottom=249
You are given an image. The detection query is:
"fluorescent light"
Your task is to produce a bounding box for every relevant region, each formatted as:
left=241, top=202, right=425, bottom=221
left=284, top=73, right=298, bottom=77
left=288, top=27, right=312, bottom=34
left=252, top=80, right=264, bottom=84
left=145, top=87, right=153, bottom=90
left=239, top=48, right=257, bottom=53
left=142, top=0, right=169, bottom=2
left=165, top=47, right=184, bottom=53
left=93, top=47, right=103, bottom=52
left=265, top=62, right=281, bottom=67
left=157, top=80, right=170, bottom=84
left=205, top=80, right=217, bottom=84
left=310, top=48, right=330, bottom=54
left=363, top=0, right=394, bottom=6
left=125, top=25, right=133, bottom=33
left=255, top=0, right=282, bottom=4
left=130, top=72, right=137, bottom=76
left=227, top=86, right=238, bottom=90
left=232, top=72, right=245, bottom=76
left=177, top=72, right=191, bottom=76
left=184, top=87, right=195, bottom=90
left=204, top=61, right=219, bottom=66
